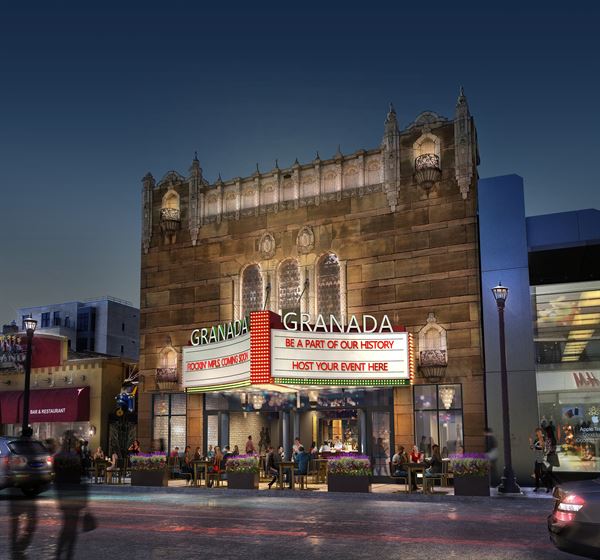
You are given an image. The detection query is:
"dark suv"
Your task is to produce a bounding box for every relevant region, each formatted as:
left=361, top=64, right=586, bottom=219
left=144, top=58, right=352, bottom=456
left=0, top=436, right=53, bottom=496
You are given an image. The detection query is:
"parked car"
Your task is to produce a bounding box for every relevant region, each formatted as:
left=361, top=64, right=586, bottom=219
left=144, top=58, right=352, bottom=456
left=548, top=478, right=600, bottom=558
left=0, top=436, right=54, bottom=496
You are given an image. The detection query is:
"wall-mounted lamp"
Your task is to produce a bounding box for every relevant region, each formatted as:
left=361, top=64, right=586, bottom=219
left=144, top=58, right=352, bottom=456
left=88, top=425, right=97, bottom=437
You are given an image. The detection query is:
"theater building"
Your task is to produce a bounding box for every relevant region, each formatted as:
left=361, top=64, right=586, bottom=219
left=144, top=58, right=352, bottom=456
left=137, top=89, right=486, bottom=473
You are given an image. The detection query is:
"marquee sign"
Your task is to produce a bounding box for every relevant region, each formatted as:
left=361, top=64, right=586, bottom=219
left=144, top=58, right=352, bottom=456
left=182, top=311, right=414, bottom=392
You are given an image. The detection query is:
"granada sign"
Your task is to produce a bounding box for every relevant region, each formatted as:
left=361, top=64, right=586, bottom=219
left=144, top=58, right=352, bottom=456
left=182, top=311, right=414, bottom=392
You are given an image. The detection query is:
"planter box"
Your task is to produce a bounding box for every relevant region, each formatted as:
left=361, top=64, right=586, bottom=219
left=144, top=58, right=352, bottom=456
left=227, top=472, right=259, bottom=490
left=131, top=469, right=168, bottom=487
left=327, top=474, right=371, bottom=493
left=453, top=474, right=490, bottom=496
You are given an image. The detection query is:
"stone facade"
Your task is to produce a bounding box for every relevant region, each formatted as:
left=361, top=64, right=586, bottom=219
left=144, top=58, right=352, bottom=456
left=138, top=90, right=484, bottom=454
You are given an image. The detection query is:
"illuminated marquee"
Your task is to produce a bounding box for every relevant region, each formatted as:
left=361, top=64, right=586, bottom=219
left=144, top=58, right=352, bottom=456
left=182, top=312, right=414, bottom=391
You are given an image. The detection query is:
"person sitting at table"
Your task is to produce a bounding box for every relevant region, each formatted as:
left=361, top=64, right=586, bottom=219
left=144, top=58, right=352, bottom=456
left=319, top=441, right=331, bottom=453
left=410, top=445, right=421, bottom=463
left=128, top=439, right=141, bottom=456
left=294, top=446, right=310, bottom=478
left=232, top=445, right=240, bottom=456
left=93, top=447, right=105, bottom=461
left=193, top=446, right=202, bottom=461
left=206, top=446, right=223, bottom=487
left=182, top=445, right=193, bottom=475
left=309, top=441, right=318, bottom=457
left=105, top=452, right=119, bottom=481
left=392, top=446, right=417, bottom=490
left=266, top=446, right=281, bottom=489
left=424, top=444, right=443, bottom=477
left=207, top=445, right=214, bottom=460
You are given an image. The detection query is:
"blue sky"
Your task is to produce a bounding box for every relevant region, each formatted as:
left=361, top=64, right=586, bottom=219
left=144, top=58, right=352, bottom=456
left=1, top=2, right=599, bottom=324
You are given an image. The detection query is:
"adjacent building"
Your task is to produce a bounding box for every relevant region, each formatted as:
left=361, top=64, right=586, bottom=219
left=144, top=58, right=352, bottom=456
left=18, top=296, right=140, bottom=360
left=0, top=332, right=134, bottom=452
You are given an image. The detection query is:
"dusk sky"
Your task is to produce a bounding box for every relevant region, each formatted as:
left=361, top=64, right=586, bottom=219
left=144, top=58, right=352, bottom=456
left=1, top=2, right=599, bottom=325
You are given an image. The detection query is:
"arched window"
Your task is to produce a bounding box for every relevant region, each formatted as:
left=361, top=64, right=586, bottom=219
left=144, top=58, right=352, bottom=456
left=317, top=253, right=341, bottom=319
left=366, top=160, right=381, bottom=185
left=413, top=133, right=441, bottom=168
left=161, top=190, right=180, bottom=219
left=343, top=166, right=359, bottom=189
left=279, top=259, right=301, bottom=320
left=242, top=264, right=264, bottom=316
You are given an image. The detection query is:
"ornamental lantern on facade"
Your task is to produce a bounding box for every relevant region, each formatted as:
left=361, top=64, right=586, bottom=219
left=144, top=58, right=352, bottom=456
left=417, top=313, right=448, bottom=382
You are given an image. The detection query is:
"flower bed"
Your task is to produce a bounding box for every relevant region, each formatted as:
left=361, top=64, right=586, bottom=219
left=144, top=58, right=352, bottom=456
left=327, top=456, right=371, bottom=477
left=130, top=453, right=167, bottom=471
left=327, top=456, right=371, bottom=493
left=449, top=453, right=490, bottom=496
left=226, top=455, right=259, bottom=489
left=225, top=455, right=260, bottom=474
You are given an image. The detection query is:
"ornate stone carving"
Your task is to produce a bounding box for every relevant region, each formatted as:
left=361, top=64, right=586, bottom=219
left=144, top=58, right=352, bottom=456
left=141, top=172, right=155, bottom=254
left=258, top=232, right=276, bottom=259
left=296, top=226, right=315, bottom=255
left=454, top=87, right=476, bottom=199
left=382, top=103, right=400, bottom=212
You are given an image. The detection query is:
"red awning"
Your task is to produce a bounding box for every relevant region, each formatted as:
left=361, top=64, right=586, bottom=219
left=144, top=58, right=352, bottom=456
left=0, top=386, right=90, bottom=423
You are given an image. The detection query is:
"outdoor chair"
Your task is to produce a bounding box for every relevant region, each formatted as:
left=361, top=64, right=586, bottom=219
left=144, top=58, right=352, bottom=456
left=389, top=461, right=409, bottom=493
left=423, top=461, right=449, bottom=493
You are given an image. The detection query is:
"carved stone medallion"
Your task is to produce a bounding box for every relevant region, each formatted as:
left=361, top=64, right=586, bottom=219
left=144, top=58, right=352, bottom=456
left=296, top=226, right=315, bottom=255
left=259, top=232, right=276, bottom=259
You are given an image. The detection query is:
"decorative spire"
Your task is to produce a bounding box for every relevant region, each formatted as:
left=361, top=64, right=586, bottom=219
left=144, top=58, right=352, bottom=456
left=274, top=158, right=279, bottom=169
left=334, top=145, right=343, bottom=159
left=456, top=85, right=468, bottom=108
left=315, top=150, right=320, bottom=161
left=293, top=157, right=300, bottom=167
left=189, top=152, right=201, bottom=177
left=255, top=162, right=260, bottom=174
left=216, top=173, right=223, bottom=183
left=193, top=150, right=199, bottom=162
left=385, top=102, right=396, bottom=123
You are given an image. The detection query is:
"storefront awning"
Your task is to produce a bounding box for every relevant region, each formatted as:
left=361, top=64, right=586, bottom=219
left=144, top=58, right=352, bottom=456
left=0, top=386, right=90, bottom=423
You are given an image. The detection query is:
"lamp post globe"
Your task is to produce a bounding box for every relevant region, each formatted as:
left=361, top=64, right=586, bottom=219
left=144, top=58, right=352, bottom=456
left=21, top=316, right=37, bottom=438
left=492, top=283, right=521, bottom=494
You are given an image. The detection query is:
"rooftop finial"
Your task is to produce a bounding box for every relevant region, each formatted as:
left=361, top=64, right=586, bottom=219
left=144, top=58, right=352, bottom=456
left=193, top=150, right=198, bottom=162
left=256, top=162, right=260, bottom=173
left=275, top=158, right=279, bottom=169
left=315, top=151, right=320, bottom=161
left=335, top=144, right=342, bottom=159
left=217, top=172, right=222, bottom=183
left=457, top=86, right=467, bottom=107
left=293, top=157, right=300, bottom=166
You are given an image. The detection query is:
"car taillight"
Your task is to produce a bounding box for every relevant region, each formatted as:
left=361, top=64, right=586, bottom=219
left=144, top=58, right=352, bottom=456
left=46, top=456, right=53, bottom=466
left=555, top=494, right=585, bottom=522
left=9, top=456, right=28, bottom=468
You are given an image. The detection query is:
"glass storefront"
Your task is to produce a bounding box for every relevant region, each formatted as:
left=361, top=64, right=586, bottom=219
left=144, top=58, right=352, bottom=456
left=413, top=384, right=463, bottom=457
left=533, top=281, right=600, bottom=473
left=202, top=388, right=394, bottom=471
left=152, top=393, right=187, bottom=452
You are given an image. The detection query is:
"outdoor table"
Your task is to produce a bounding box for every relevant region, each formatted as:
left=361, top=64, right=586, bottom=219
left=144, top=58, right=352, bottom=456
left=278, top=461, right=295, bottom=490
left=406, top=463, right=426, bottom=493
left=192, top=460, right=211, bottom=487
left=314, top=458, right=328, bottom=484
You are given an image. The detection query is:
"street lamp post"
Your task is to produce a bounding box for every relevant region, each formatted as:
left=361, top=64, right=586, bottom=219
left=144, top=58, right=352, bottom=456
left=491, top=283, right=521, bottom=494
left=21, top=316, right=37, bottom=438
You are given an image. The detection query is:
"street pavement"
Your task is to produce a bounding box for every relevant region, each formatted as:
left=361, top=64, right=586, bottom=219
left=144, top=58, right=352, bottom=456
left=0, top=486, right=584, bottom=560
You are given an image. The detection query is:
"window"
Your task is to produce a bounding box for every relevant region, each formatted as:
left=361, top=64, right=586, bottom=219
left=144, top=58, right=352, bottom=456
left=77, top=311, right=89, bottom=332
left=121, top=322, right=125, bottom=332
left=53, top=311, right=61, bottom=326
left=64, top=316, right=70, bottom=328
left=242, top=264, right=264, bottom=316
left=120, top=345, right=124, bottom=354
left=317, top=253, right=341, bottom=319
left=414, top=384, right=463, bottom=457
left=76, top=337, right=88, bottom=351
left=279, top=259, right=301, bottom=320
left=41, top=312, right=50, bottom=328
left=153, top=393, right=187, bottom=452
left=533, top=281, right=600, bottom=473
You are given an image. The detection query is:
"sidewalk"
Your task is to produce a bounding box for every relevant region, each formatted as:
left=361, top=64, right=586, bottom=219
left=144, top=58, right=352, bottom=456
left=80, top=479, right=554, bottom=502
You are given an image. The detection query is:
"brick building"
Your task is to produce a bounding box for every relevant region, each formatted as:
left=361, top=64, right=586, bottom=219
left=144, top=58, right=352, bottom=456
left=137, top=90, right=483, bottom=470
